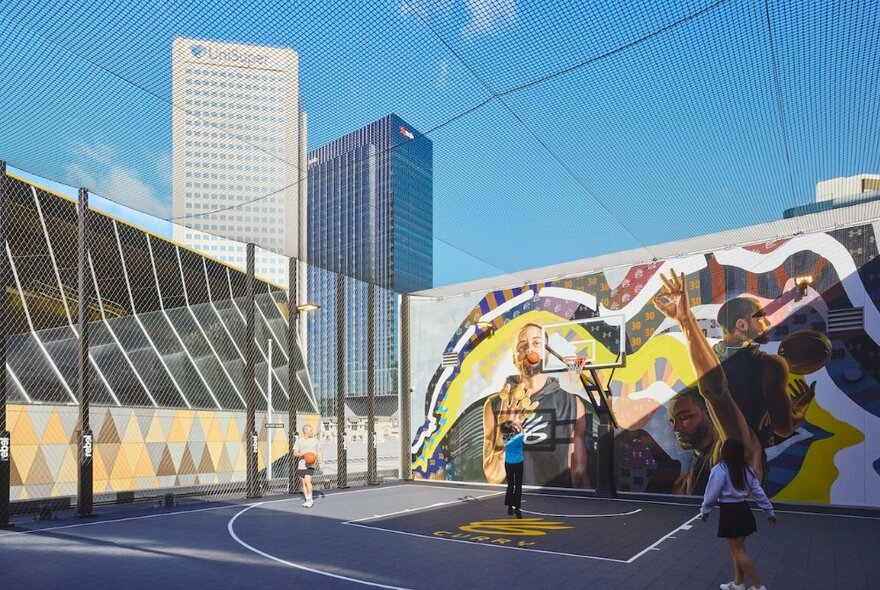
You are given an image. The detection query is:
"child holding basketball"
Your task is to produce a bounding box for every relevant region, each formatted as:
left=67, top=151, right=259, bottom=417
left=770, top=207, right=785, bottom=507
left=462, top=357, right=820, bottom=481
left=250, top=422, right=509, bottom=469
left=500, top=420, right=525, bottom=518
left=700, top=438, right=777, bottom=590
left=293, top=424, right=323, bottom=508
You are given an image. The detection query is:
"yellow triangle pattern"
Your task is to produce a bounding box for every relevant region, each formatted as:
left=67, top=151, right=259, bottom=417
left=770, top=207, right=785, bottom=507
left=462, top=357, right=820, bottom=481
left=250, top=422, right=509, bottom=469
left=204, top=415, right=224, bottom=442
left=122, top=411, right=144, bottom=444
left=60, top=445, right=78, bottom=487
left=40, top=410, right=68, bottom=445
left=13, top=411, right=40, bottom=445
left=233, top=445, right=248, bottom=472
left=225, top=418, right=241, bottom=441
left=92, top=446, right=109, bottom=484
left=145, top=416, right=167, bottom=443
left=122, top=442, right=143, bottom=477
left=13, top=445, right=39, bottom=480
left=7, top=405, right=25, bottom=432
left=167, top=411, right=195, bottom=443
left=8, top=404, right=262, bottom=503
left=134, top=448, right=155, bottom=478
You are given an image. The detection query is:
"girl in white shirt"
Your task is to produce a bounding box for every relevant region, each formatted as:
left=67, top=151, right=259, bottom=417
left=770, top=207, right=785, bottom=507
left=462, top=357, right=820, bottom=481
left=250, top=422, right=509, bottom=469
left=700, top=438, right=778, bottom=590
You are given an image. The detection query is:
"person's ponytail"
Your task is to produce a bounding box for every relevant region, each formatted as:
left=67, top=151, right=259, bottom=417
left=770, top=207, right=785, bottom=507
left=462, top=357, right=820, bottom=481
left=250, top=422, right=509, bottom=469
left=720, top=438, right=747, bottom=490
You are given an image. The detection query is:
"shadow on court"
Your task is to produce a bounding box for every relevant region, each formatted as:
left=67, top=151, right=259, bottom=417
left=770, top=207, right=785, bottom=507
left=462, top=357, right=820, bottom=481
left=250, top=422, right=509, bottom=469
left=1, top=482, right=878, bottom=590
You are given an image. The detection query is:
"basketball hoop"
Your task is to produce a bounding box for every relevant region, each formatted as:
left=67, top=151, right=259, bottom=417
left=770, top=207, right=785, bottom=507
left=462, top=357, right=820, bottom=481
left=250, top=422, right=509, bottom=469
left=563, top=355, right=588, bottom=381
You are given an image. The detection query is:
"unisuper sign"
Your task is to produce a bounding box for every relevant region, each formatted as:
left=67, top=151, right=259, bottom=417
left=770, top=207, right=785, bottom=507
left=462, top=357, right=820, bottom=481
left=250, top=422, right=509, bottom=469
left=191, top=44, right=267, bottom=66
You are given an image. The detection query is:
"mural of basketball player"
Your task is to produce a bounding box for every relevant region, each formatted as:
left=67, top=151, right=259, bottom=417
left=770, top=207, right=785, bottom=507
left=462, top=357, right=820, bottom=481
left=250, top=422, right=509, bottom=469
left=652, top=270, right=766, bottom=480
left=481, top=323, right=590, bottom=488
left=715, top=296, right=816, bottom=448
left=668, top=387, right=719, bottom=495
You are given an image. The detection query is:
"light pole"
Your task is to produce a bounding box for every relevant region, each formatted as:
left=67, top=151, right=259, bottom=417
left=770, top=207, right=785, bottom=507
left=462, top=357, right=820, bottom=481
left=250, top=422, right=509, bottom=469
left=267, top=338, right=273, bottom=482
left=271, top=302, right=320, bottom=484
left=287, top=299, right=320, bottom=494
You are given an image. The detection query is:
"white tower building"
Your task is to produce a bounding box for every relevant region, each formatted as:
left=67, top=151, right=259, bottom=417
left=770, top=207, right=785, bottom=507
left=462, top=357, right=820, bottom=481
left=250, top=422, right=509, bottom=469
left=171, top=37, right=307, bottom=291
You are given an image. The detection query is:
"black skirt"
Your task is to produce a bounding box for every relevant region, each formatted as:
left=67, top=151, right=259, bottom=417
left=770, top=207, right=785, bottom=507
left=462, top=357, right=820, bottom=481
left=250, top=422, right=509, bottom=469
left=717, top=501, right=757, bottom=538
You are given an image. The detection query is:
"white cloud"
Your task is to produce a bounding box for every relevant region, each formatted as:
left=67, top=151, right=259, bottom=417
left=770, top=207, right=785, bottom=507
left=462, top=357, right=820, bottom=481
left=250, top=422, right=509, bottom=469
left=156, top=151, right=172, bottom=186
left=436, top=59, right=450, bottom=89
left=103, top=165, right=168, bottom=217
left=72, top=141, right=116, bottom=167
left=66, top=139, right=170, bottom=218
left=461, top=0, right=518, bottom=38
left=399, top=0, right=454, bottom=20
left=64, top=163, right=97, bottom=192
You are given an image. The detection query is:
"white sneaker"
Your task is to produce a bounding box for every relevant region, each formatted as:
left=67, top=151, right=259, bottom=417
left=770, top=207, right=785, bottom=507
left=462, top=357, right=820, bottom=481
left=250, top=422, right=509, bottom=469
left=301, top=500, right=310, bottom=507
left=304, top=499, right=314, bottom=508
left=720, top=583, right=745, bottom=590
left=748, top=586, right=767, bottom=590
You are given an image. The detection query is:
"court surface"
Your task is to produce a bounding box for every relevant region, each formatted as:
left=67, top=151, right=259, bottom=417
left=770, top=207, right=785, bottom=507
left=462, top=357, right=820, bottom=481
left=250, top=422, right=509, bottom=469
left=1, top=481, right=878, bottom=589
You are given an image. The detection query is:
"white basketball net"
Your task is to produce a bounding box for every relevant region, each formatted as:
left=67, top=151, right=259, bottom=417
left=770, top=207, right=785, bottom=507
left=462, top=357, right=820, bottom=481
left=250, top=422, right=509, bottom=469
left=563, top=355, right=588, bottom=380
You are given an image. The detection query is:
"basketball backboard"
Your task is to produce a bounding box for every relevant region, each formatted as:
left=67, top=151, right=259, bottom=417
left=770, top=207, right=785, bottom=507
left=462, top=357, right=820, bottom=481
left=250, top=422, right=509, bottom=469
left=540, top=315, right=626, bottom=372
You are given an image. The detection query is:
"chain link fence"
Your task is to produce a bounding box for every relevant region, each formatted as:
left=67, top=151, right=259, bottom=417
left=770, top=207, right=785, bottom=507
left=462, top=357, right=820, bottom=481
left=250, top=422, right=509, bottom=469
left=1, top=170, right=402, bottom=517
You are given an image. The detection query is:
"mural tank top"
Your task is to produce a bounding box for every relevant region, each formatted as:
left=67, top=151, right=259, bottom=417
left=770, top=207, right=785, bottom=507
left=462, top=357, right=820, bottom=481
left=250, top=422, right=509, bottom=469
left=713, top=341, right=773, bottom=447
left=494, top=376, right=578, bottom=488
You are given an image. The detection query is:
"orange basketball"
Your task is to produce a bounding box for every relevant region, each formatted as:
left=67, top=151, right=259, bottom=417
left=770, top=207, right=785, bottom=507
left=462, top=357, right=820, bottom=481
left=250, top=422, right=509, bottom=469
left=303, top=452, right=318, bottom=466
left=526, top=351, right=541, bottom=365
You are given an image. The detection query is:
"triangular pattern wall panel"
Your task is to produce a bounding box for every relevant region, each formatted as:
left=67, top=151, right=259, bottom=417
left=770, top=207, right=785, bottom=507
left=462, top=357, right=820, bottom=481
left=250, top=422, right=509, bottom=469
left=5, top=404, right=290, bottom=502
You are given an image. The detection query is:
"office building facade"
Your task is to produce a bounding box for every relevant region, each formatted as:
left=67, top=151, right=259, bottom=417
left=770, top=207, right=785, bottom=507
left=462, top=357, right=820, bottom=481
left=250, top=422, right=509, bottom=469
left=306, top=114, right=433, bottom=405
left=170, top=37, right=307, bottom=293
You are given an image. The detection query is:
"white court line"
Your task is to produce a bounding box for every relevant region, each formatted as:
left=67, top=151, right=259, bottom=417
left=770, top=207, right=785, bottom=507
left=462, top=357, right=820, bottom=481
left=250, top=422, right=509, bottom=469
left=360, top=484, right=702, bottom=564
left=407, top=482, right=698, bottom=509
left=521, top=508, right=642, bottom=518
left=401, top=480, right=544, bottom=493
left=343, top=492, right=502, bottom=524
left=228, top=501, right=412, bottom=590
left=347, top=486, right=638, bottom=522
left=0, top=484, right=406, bottom=539
left=344, top=520, right=630, bottom=563
left=406, top=482, right=694, bottom=510
left=624, top=513, right=703, bottom=563
left=0, top=503, right=240, bottom=538
left=227, top=486, right=505, bottom=588
left=406, top=483, right=880, bottom=520
left=527, top=490, right=880, bottom=521
left=753, top=507, right=880, bottom=521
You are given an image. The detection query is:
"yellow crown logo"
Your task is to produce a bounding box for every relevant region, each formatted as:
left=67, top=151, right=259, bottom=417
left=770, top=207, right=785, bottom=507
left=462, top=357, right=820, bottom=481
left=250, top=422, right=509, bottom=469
left=459, top=518, right=573, bottom=536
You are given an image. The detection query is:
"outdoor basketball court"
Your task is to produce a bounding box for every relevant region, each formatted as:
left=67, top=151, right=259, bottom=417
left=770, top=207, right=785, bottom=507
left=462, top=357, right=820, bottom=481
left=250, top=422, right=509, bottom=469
left=2, top=482, right=878, bottom=589
left=343, top=487, right=697, bottom=563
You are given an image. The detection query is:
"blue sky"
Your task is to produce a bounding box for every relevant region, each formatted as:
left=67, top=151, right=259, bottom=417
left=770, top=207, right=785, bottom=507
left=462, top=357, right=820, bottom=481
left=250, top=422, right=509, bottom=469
left=2, top=0, right=879, bottom=287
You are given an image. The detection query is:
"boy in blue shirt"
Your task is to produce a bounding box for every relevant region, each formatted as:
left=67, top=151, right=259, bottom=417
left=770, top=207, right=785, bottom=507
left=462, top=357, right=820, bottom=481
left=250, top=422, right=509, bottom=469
left=501, top=420, right=524, bottom=518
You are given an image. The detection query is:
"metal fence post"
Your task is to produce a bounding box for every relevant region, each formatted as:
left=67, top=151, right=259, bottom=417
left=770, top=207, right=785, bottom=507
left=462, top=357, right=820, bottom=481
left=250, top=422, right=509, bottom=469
left=0, top=162, right=10, bottom=527
left=336, top=273, right=347, bottom=488
left=287, top=257, right=298, bottom=495
left=76, top=188, right=94, bottom=517
left=595, top=413, right=617, bottom=498
left=367, top=284, right=377, bottom=485
left=400, top=294, right=411, bottom=480
left=245, top=243, right=260, bottom=498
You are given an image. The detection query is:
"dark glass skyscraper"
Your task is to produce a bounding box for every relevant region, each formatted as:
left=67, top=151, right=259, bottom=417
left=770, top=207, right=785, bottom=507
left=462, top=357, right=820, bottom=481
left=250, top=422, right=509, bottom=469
left=306, top=114, right=432, bottom=292
left=306, top=114, right=432, bottom=406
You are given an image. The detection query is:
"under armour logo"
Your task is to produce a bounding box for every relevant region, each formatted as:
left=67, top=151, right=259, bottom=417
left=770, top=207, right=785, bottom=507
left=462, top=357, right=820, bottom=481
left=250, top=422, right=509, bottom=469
left=523, top=416, right=548, bottom=444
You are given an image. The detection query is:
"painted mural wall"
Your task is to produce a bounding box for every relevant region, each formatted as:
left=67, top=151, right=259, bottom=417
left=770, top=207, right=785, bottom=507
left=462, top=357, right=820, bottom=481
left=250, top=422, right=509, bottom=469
left=410, top=223, right=880, bottom=508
